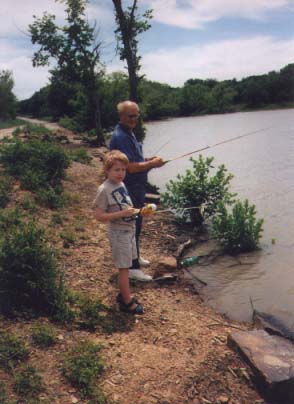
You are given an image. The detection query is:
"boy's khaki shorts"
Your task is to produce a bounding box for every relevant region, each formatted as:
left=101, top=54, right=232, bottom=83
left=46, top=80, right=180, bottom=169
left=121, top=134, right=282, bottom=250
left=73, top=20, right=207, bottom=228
left=107, top=228, right=137, bottom=269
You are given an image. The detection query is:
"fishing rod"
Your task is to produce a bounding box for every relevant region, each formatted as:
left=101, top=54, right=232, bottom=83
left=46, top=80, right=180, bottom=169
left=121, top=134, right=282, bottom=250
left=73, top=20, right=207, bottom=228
left=133, top=204, right=201, bottom=216
left=163, top=125, right=274, bottom=164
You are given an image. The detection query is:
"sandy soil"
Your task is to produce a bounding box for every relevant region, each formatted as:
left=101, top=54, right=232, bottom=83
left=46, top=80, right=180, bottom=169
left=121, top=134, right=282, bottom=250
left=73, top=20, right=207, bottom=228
left=0, top=123, right=265, bottom=404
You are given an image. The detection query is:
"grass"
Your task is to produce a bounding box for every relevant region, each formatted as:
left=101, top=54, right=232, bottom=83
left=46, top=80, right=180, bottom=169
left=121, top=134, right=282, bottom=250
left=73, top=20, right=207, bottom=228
left=62, top=340, right=105, bottom=400
left=31, top=322, right=57, bottom=348
left=0, top=119, right=26, bottom=130
left=13, top=365, right=44, bottom=401
left=0, top=331, right=29, bottom=372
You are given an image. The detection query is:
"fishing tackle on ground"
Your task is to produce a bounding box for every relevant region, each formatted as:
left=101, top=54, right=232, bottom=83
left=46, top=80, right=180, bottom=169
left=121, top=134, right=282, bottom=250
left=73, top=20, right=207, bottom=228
left=180, top=256, right=200, bottom=267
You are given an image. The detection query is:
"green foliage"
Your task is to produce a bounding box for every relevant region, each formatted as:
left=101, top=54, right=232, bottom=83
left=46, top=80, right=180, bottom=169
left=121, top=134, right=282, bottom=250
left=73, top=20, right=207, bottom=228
left=0, top=331, right=29, bottom=371
left=0, top=119, right=26, bottom=130
left=62, top=340, right=105, bottom=400
left=58, top=115, right=80, bottom=132
left=212, top=199, right=264, bottom=253
left=78, top=297, right=107, bottom=331
left=0, top=219, right=70, bottom=318
left=0, top=381, right=7, bottom=402
left=0, top=70, right=17, bottom=120
left=31, top=322, right=57, bottom=347
left=0, top=139, right=70, bottom=189
left=0, top=139, right=70, bottom=208
left=19, top=195, right=38, bottom=213
left=60, top=229, right=76, bottom=248
left=161, top=155, right=236, bottom=226
left=13, top=365, right=44, bottom=400
left=0, top=175, right=13, bottom=208
left=68, top=147, right=92, bottom=164
left=28, top=0, right=105, bottom=145
left=13, top=123, right=54, bottom=141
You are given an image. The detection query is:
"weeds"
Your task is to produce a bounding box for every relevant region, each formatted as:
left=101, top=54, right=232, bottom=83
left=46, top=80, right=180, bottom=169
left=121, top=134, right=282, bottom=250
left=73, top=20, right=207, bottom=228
left=62, top=340, right=105, bottom=400
left=13, top=365, right=44, bottom=401
left=31, top=322, right=57, bottom=347
left=0, top=331, right=29, bottom=371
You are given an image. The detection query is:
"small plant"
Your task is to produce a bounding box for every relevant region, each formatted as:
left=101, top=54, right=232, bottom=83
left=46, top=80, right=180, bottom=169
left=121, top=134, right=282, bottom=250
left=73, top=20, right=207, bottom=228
left=68, top=148, right=92, bottom=164
left=60, top=229, right=76, bottom=248
left=62, top=340, right=104, bottom=399
left=50, top=212, right=63, bottom=226
left=212, top=199, right=264, bottom=254
left=78, top=297, right=108, bottom=331
left=13, top=365, right=44, bottom=400
left=0, top=381, right=7, bottom=402
left=19, top=195, right=38, bottom=213
left=31, top=322, right=57, bottom=347
left=161, top=155, right=236, bottom=226
left=0, top=331, right=29, bottom=371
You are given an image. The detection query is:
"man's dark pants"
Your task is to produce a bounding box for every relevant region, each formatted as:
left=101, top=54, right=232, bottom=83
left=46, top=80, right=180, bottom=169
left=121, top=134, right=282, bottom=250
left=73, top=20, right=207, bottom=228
left=127, top=184, right=145, bottom=269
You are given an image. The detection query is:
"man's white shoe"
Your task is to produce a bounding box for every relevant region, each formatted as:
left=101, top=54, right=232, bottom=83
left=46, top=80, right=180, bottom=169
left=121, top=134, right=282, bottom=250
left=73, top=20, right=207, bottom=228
left=138, top=257, right=150, bottom=267
left=129, top=269, right=152, bottom=281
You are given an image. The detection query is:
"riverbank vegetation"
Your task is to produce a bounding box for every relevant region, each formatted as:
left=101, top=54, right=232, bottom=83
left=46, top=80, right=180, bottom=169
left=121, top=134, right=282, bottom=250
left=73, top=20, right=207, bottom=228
left=162, top=155, right=264, bottom=254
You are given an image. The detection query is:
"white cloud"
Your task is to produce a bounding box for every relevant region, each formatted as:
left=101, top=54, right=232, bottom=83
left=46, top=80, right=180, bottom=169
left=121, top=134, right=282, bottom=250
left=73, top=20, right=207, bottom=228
left=145, top=0, right=292, bottom=29
left=141, top=36, right=294, bottom=85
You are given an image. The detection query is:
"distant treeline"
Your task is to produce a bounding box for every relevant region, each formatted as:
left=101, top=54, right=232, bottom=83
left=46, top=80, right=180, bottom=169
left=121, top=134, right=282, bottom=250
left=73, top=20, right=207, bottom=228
left=18, top=63, right=294, bottom=132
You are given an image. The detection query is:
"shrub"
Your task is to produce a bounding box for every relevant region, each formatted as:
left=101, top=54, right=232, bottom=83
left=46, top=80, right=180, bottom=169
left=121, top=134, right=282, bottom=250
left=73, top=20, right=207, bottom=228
left=13, top=123, right=53, bottom=141
left=0, top=331, right=29, bottom=371
left=0, top=220, right=70, bottom=318
left=0, top=139, right=70, bottom=191
left=68, top=148, right=92, bottom=164
left=31, top=322, right=57, bottom=347
left=161, top=155, right=236, bottom=226
left=13, top=365, right=44, bottom=400
left=62, top=341, right=104, bottom=399
left=212, top=199, right=264, bottom=254
left=0, top=175, right=12, bottom=208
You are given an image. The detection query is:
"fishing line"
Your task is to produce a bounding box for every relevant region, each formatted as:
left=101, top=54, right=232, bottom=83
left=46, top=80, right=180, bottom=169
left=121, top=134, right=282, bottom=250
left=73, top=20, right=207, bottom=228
left=164, top=125, right=274, bottom=164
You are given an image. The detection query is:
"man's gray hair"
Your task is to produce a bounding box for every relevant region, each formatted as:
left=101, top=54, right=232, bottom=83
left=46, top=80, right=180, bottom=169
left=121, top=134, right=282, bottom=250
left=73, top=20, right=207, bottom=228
left=117, top=100, right=139, bottom=114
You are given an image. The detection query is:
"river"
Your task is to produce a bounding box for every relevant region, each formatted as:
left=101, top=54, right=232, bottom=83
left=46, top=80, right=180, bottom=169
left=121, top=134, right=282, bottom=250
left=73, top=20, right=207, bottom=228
left=144, top=109, right=294, bottom=323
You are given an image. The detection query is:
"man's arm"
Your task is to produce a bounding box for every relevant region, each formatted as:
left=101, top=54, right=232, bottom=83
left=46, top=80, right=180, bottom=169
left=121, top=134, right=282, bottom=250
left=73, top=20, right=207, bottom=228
left=127, top=157, right=165, bottom=173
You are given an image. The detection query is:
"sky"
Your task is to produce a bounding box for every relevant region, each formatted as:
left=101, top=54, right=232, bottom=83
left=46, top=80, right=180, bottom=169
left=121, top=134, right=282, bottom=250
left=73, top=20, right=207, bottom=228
left=1, top=0, right=294, bottom=100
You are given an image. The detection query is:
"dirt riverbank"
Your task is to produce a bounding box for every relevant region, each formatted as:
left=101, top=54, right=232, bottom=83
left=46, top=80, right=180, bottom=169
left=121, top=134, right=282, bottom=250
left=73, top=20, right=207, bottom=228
left=0, top=124, right=265, bottom=404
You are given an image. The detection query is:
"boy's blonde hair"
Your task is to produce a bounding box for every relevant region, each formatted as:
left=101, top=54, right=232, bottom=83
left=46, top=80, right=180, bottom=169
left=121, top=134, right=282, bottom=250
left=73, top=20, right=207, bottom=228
left=104, top=150, right=129, bottom=171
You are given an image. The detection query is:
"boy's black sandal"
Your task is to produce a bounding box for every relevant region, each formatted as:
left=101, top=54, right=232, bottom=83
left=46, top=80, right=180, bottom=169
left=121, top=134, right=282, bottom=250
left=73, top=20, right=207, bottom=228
left=116, top=294, right=144, bottom=315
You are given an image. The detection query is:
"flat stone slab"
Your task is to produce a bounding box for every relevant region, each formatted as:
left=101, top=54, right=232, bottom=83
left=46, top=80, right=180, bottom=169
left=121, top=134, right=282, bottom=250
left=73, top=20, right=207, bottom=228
left=228, top=330, right=294, bottom=403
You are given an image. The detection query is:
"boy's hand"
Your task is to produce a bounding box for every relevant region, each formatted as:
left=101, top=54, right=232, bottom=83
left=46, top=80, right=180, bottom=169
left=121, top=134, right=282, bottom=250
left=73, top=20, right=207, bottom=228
left=121, top=207, right=139, bottom=217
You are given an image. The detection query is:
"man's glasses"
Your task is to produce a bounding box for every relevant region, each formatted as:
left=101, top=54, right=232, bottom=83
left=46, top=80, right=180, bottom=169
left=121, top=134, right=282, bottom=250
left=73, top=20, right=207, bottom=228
left=127, top=114, right=139, bottom=119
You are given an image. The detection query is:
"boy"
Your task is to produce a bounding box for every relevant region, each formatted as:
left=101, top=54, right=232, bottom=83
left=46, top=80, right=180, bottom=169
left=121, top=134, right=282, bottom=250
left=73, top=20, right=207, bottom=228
left=93, top=150, right=144, bottom=314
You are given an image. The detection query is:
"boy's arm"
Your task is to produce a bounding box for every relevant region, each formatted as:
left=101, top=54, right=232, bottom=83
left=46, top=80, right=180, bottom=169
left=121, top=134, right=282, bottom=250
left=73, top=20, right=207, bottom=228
left=94, top=207, right=138, bottom=223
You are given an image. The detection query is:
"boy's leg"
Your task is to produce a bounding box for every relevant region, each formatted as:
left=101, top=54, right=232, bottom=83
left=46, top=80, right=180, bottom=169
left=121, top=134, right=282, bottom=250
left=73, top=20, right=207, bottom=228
left=118, top=268, right=132, bottom=304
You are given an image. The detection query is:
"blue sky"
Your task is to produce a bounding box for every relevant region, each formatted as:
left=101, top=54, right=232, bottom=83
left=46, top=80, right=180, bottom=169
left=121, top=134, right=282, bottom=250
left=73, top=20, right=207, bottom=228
left=1, top=0, right=293, bottom=100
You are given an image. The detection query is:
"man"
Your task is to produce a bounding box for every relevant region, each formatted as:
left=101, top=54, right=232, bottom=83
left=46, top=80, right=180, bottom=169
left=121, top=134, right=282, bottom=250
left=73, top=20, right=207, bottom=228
left=109, top=101, right=164, bottom=281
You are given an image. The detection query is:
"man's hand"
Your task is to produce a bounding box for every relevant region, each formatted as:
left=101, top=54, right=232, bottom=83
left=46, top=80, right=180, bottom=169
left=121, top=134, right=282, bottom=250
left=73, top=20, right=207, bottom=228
left=149, top=156, right=165, bottom=168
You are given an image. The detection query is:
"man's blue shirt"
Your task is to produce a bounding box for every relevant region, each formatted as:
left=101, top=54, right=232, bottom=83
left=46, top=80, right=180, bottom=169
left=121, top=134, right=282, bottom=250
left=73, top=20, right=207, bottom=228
left=109, top=123, right=147, bottom=189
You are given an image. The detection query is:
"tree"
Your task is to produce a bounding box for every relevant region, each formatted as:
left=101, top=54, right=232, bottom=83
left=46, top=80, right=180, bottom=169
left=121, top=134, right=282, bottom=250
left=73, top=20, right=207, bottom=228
left=28, top=0, right=105, bottom=145
left=112, top=0, right=152, bottom=141
left=0, top=70, right=17, bottom=121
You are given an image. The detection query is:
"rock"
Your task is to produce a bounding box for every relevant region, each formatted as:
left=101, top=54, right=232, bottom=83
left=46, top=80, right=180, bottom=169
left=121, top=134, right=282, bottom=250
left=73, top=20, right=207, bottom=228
left=228, top=330, right=294, bottom=403
left=71, top=396, right=79, bottom=403
left=253, top=310, right=294, bottom=341
left=217, top=395, right=229, bottom=403
left=153, top=256, right=177, bottom=278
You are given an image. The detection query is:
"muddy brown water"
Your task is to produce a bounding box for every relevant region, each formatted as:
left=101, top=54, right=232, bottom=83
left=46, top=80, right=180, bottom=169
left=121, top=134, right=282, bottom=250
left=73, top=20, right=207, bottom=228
left=144, top=109, right=294, bottom=324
